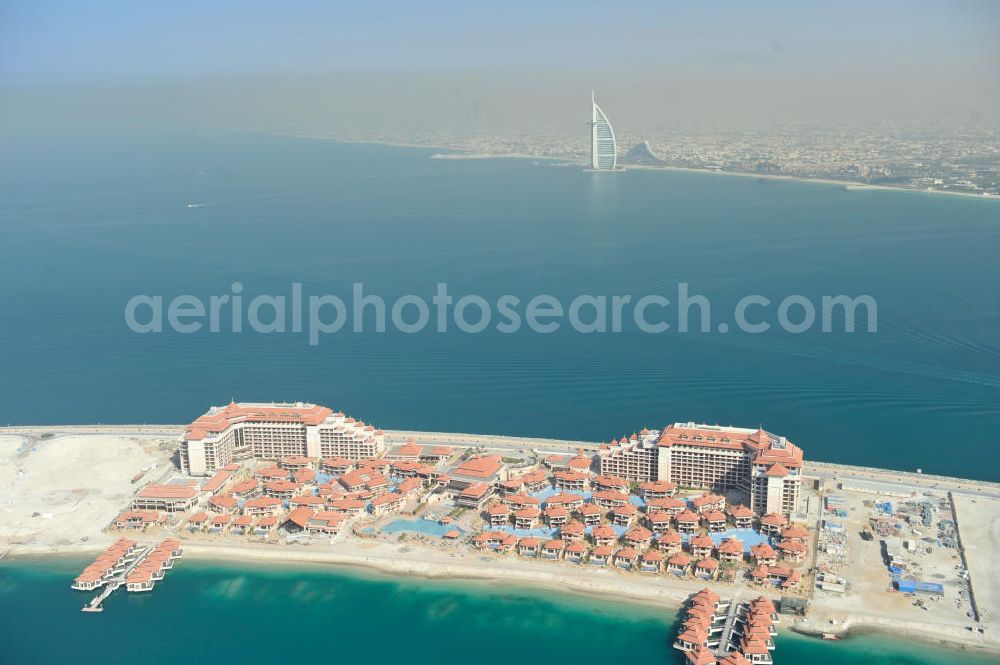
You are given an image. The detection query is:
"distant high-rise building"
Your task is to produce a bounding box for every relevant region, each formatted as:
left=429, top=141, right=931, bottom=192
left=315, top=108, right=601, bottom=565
left=621, top=141, right=666, bottom=166
left=590, top=91, right=617, bottom=170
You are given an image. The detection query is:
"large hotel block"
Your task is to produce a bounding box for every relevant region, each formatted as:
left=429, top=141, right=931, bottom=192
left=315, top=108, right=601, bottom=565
left=599, top=423, right=803, bottom=516
left=179, top=402, right=385, bottom=475
left=597, top=430, right=660, bottom=482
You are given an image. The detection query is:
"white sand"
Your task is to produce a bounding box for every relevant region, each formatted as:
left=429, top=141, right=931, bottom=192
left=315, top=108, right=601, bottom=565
left=0, top=433, right=175, bottom=549
left=953, top=495, right=1000, bottom=628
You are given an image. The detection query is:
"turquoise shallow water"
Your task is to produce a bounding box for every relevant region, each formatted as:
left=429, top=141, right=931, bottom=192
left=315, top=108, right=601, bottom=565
left=0, top=558, right=996, bottom=665
left=1, top=133, right=999, bottom=479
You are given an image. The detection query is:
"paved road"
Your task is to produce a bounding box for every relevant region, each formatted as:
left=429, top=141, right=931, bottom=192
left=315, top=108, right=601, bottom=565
left=805, top=462, right=1000, bottom=499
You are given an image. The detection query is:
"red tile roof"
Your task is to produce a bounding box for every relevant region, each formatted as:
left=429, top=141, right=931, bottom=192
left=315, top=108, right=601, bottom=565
left=201, top=468, right=236, bottom=493
left=639, top=480, right=677, bottom=493
left=593, top=474, right=628, bottom=489
left=647, top=497, right=686, bottom=510
left=185, top=402, right=333, bottom=441
left=717, top=538, right=744, bottom=556
left=657, top=424, right=804, bottom=468
left=285, top=506, right=314, bottom=528
left=244, top=496, right=281, bottom=509
left=370, top=493, right=404, bottom=507
left=728, top=504, right=755, bottom=519
left=657, top=531, right=682, bottom=544
left=766, top=463, right=789, bottom=477
left=265, top=479, right=300, bottom=493
left=591, top=525, right=617, bottom=540
left=453, top=455, right=503, bottom=479
left=625, top=526, right=653, bottom=542
left=554, top=470, right=588, bottom=482
left=461, top=483, right=491, bottom=499
left=690, top=534, right=715, bottom=549
left=209, top=495, right=237, bottom=509
left=781, top=525, right=809, bottom=539
left=136, top=484, right=199, bottom=500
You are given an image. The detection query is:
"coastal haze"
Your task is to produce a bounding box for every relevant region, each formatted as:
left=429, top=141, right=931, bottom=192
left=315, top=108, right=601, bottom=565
left=3, top=3, right=1000, bottom=665
left=4, top=2, right=1000, bottom=127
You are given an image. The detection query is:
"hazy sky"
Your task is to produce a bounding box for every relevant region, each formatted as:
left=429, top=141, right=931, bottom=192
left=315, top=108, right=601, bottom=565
left=2, top=1, right=998, bottom=134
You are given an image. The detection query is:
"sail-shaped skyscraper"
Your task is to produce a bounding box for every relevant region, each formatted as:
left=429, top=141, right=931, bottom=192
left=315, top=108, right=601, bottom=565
left=590, top=91, right=617, bottom=171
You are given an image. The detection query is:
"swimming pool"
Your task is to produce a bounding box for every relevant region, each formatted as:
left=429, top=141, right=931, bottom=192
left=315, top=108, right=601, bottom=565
left=382, top=518, right=465, bottom=537
left=680, top=528, right=770, bottom=551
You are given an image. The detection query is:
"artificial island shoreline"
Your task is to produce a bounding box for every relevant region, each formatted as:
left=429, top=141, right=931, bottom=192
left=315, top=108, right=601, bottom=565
left=2, top=420, right=998, bottom=659
left=5, top=537, right=993, bottom=658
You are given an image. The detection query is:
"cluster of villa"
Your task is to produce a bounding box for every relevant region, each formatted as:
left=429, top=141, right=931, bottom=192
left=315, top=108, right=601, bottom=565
left=464, top=425, right=808, bottom=586
left=115, top=404, right=521, bottom=536
left=673, top=588, right=780, bottom=665
left=158, top=452, right=442, bottom=537
left=471, top=480, right=807, bottom=585
left=107, top=402, right=810, bottom=595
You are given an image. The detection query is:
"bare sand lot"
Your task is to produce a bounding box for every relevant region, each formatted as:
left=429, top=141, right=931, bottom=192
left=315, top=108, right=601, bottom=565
left=0, top=433, right=175, bottom=550
left=953, top=494, right=1000, bottom=629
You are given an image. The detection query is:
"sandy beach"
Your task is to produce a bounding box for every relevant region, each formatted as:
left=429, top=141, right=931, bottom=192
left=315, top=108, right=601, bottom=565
left=9, top=533, right=995, bottom=656
left=624, top=164, right=1000, bottom=201
left=181, top=540, right=1000, bottom=655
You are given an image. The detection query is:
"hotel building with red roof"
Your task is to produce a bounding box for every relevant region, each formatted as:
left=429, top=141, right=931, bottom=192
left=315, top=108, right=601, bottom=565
left=598, top=422, right=804, bottom=516
left=179, top=401, right=385, bottom=475
left=131, top=484, right=200, bottom=513
left=446, top=454, right=507, bottom=489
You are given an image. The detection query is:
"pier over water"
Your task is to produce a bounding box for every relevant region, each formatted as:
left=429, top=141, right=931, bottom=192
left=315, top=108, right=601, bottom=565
left=672, top=588, right=780, bottom=665
left=73, top=539, right=183, bottom=612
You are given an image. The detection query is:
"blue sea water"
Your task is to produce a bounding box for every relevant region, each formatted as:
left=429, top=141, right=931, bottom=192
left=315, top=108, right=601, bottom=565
left=1, top=557, right=996, bottom=665
left=1, top=132, right=999, bottom=480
